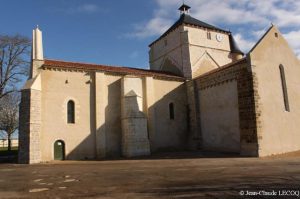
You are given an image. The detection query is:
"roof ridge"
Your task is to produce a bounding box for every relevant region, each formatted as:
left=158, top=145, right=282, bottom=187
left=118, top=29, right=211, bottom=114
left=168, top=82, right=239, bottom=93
left=248, top=25, right=274, bottom=53
left=149, top=14, right=229, bottom=47
left=194, top=57, right=247, bottom=79
left=184, top=14, right=224, bottom=31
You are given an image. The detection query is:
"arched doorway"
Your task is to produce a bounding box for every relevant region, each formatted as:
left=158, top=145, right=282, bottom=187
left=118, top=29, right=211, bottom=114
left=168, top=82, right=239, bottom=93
left=54, top=140, right=65, bottom=160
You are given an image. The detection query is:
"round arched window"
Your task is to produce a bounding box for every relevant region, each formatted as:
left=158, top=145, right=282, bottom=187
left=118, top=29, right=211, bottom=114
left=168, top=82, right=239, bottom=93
left=67, top=100, right=75, bottom=123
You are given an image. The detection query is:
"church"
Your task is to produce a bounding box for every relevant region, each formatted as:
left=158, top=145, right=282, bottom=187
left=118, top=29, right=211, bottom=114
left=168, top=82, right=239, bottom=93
left=19, top=4, right=300, bottom=164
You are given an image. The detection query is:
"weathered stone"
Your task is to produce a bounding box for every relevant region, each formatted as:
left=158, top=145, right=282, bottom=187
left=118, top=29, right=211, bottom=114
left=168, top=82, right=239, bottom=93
left=19, top=88, right=42, bottom=164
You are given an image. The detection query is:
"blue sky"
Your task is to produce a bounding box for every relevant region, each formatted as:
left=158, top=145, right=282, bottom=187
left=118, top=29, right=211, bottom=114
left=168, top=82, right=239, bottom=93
left=1, top=0, right=300, bottom=69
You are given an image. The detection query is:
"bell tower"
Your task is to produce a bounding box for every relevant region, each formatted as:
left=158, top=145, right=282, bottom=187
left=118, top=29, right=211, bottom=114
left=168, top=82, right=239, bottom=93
left=149, top=4, right=243, bottom=79
left=178, top=3, right=191, bottom=14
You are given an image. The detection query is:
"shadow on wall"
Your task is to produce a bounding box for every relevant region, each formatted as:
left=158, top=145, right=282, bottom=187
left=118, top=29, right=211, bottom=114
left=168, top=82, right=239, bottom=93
left=64, top=72, right=96, bottom=160
left=148, top=83, right=188, bottom=152
left=161, top=58, right=183, bottom=76
left=60, top=76, right=193, bottom=160
left=65, top=75, right=122, bottom=160
left=104, top=79, right=122, bottom=157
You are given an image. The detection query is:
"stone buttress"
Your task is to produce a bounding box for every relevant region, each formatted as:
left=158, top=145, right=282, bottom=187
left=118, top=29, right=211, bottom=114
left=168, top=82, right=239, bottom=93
left=121, top=76, right=150, bottom=157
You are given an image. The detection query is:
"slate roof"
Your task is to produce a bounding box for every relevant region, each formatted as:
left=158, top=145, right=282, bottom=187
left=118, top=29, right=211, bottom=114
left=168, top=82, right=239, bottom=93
left=42, top=59, right=185, bottom=81
left=149, top=13, right=230, bottom=47
left=178, top=4, right=191, bottom=12
left=229, top=34, right=244, bottom=55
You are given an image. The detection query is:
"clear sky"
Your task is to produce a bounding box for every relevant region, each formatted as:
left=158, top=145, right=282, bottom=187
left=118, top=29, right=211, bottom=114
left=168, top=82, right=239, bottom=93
left=1, top=0, right=300, bottom=69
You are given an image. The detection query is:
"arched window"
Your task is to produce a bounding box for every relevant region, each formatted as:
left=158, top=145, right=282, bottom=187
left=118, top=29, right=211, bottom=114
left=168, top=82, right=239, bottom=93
left=67, top=100, right=75, bottom=123
left=279, top=64, right=290, bottom=112
left=169, top=103, right=175, bottom=120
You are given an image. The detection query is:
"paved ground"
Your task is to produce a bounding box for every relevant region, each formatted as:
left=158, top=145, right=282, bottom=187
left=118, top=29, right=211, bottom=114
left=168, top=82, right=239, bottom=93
left=0, top=152, right=300, bottom=199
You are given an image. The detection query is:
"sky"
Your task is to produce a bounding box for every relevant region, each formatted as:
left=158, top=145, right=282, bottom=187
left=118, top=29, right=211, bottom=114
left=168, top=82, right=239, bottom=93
left=1, top=0, right=300, bottom=70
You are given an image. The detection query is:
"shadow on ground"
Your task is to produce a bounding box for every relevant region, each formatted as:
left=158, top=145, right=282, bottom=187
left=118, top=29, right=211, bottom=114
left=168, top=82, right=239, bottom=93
left=51, top=150, right=245, bottom=163
left=0, top=150, right=18, bottom=163
left=98, top=150, right=244, bottom=161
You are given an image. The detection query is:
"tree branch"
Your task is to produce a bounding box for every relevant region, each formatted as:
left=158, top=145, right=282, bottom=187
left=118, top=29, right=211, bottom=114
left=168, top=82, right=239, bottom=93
left=0, top=34, right=30, bottom=99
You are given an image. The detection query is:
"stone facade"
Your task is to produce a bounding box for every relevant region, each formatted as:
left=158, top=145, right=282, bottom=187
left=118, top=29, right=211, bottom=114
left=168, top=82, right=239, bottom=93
left=19, top=57, right=187, bottom=162
left=250, top=26, right=300, bottom=156
left=18, top=7, right=300, bottom=163
left=149, top=24, right=234, bottom=79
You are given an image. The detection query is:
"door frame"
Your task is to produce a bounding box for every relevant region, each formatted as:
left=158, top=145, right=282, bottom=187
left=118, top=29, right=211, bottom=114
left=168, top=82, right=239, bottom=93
left=54, top=140, right=65, bottom=160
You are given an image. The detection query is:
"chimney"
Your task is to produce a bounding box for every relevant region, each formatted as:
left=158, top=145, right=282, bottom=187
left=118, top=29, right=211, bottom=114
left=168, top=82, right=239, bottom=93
left=32, top=26, right=43, bottom=60
left=30, top=26, right=44, bottom=78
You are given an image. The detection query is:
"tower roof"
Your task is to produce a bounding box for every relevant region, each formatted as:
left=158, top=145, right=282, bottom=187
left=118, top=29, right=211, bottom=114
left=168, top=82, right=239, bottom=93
left=178, top=4, right=191, bottom=13
left=229, top=34, right=244, bottom=55
left=149, top=13, right=229, bottom=47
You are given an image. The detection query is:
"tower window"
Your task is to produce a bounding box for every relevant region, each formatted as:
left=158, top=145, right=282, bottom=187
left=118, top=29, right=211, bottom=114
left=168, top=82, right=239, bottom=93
left=207, top=32, right=211, bottom=40
left=279, top=64, right=290, bottom=112
left=169, top=103, right=175, bottom=120
left=67, top=100, right=75, bottom=123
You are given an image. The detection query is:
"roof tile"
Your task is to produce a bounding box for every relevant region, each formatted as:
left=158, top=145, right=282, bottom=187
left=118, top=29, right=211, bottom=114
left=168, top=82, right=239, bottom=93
left=42, top=59, right=185, bottom=80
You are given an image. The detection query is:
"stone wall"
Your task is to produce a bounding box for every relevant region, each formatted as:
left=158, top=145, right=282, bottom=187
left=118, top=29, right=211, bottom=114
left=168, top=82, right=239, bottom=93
left=40, top=69, right=96, bottom=161
left=194, top=58, right=259, bottom=156
left=121, top=77, right=150, bottom=157
left=18, top=90, right=30, bottom=163
left=18, top=89, right=42, bottom=164
left=199, top=80, right=240, bottom=153
left=94, top=72, right=122, bottom=158
left=185, top=26, right=232, bottom=78
left=249, top=26, right=300, bottom=156
left=150, top=78, right=188, bottom=151
left=149, top=26, right=192, bottom=78
left=149, top=24, right=234, bottom=79
left=186, top=80, right=201, bottom=149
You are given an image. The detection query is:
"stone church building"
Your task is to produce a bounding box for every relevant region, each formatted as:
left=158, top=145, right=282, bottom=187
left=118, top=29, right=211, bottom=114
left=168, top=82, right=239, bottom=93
left=19, top=4, right=300, bottom=163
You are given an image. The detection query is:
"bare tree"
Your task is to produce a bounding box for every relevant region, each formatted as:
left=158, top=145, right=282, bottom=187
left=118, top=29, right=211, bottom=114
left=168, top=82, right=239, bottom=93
left=0, top=94, right=19, bottom=151
left=0, top=35, right=30, bottom=99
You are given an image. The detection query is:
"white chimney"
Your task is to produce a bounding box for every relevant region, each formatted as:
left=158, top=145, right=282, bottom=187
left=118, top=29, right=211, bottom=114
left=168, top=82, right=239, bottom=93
left=32, top=26, right=43, bottom=60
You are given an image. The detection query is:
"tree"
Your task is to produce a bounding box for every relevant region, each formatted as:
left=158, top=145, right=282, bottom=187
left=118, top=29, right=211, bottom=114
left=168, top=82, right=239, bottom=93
left=0, top=93, right=19, bottom=151
left=0, top=35, right=30, bottom=100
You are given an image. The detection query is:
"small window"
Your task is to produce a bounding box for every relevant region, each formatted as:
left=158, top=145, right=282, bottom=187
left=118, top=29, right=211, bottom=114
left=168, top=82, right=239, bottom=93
left=207, top=32, right=211, bottom=40
left=279, top=64, right=290, bottom=112
left=67, top=100, right=75, bottom=123
left=164, top=39, right=168, bottom=46
left=275, top=32, right=278, bottom=38
left=169, top=103, right=175, bottom=120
